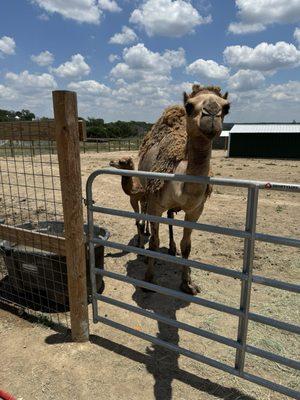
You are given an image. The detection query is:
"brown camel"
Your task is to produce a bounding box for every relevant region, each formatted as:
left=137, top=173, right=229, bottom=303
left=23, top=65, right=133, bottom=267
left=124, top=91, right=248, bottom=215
left=138, top=84, right=230, bottom=295
left=109, top=156, right=177, bottom=250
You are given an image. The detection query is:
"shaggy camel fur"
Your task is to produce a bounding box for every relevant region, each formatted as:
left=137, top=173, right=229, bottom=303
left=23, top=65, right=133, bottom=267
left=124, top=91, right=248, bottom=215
left=138, top=84, right=230, bottom=295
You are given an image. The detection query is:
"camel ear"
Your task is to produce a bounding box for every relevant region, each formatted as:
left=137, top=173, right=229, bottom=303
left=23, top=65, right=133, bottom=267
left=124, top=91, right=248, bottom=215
left=222, top=103, right=230, bottom=116
left=223, top=92, right=229, bottom=100
left=183, top=92, right=188, bottom=104
left=185, top=102, right=194, bottom=116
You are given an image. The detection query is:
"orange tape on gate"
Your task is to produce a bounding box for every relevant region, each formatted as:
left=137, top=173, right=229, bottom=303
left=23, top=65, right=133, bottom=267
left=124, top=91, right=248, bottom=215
left=0, top=390, right=16, bottom=400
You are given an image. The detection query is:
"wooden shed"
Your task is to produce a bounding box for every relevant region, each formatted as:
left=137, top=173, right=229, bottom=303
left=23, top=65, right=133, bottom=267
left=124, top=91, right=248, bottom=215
left=227, top=124, right=300, bottom=159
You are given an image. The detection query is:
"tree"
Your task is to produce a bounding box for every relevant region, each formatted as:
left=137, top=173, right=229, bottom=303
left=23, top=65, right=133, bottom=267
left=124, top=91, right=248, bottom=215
left=0, top=108, right=35, bottom=122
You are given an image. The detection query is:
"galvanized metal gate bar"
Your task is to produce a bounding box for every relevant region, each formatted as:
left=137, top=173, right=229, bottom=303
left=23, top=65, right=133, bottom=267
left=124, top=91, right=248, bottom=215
left=86, top=169, right=300, bottom=399
left=235, top=186, right=259, bottom=372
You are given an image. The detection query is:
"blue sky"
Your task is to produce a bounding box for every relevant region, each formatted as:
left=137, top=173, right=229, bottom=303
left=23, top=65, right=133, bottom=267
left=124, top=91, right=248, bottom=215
left=0, top=0, right=300, bottom=122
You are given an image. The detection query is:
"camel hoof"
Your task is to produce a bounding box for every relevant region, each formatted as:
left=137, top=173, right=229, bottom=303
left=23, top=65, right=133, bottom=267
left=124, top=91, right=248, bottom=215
left=180, top=282, right=200, bottom=296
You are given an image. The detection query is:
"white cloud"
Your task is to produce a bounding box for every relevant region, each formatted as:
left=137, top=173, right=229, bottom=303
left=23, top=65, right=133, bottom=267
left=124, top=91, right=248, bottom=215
left=229, top=0, right=300, bottom=34
left=51, top=54, right=91, bottom=78
left=0, top=71, right=57, bottom=117
left=224, top=41, right=300, bottom=72
left=294, top=27, right=300, bottom=47
left=98, top=0, right=121, bottom=12
left=0, top=84, right=17, bottom=100
left=31, top=50, right=54, bottom=66
left=109, top=26, right=138, bottom=45
left=228, top=69, right=265, bottom=91
left=163, top=48, right=186, bottom=68
left=32, top=0, right=102, bottom=24
left=108, top=54, right=120, bottom=63
left=67, top=80, right=111, bottom=95
left=229, top=80, right=300, bottom=122
left=228, top=22, right=265, bottom=34
left=186, top=59, right=229, bottom=80
left=130, top=0, right=211, bottom=37
left=267, top=81, right=300, bottom=102
left=0, top=36, right=16, bottom=56
left=5, top=70, right=57, bottom=90
left=110, top=43, right=185, bottom=82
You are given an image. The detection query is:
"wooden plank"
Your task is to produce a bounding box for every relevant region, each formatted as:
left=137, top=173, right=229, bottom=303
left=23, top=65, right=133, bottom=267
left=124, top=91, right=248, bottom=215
left=0, top=120, right=85, bottom=141
left=0, top=224, right=66, bottom=256
left=53, top=90, right=89, bottom=342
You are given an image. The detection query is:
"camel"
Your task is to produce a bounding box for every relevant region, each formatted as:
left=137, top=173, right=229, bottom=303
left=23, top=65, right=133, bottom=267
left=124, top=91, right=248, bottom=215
left=109, top=156, right=177, bottom=251
left=109, top=156, right=149, bottom=246
left=137, top=84, right=230, bottom=295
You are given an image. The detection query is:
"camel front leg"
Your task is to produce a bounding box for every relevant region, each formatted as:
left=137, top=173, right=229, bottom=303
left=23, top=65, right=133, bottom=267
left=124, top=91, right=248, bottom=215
left=144, top=220, right=160, bottom=284
left=141, top=200, right=150, bottom=236
left=143, top=200, right=163, bottom=290
left=130, top=197, right=143, bottom=248
left=167, top=209, right=176, bottom=256
left=180, top=205, right=204, bottom=295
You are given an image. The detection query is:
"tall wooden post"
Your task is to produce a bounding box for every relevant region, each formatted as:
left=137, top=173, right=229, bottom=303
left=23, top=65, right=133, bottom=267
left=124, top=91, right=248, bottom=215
left=52, top=90, right=89, bottom=342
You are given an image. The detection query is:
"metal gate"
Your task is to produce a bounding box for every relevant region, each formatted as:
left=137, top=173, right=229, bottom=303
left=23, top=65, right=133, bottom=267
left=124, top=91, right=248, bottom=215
left=86, top=169, right=300, bottom=399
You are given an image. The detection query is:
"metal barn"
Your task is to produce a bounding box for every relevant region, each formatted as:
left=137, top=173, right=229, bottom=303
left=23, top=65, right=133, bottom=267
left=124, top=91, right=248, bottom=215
left=213, top=130, right=230, bottom=150
left=228, top=124, right=300, bottom=159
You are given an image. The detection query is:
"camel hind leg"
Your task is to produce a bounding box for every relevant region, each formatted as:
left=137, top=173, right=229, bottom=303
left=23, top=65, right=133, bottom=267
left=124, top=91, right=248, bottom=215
left=130, top=197, right=144, bottom=248
left=143, top=200, right=163, bottom=290
left=180, top=205, right=204, bottom=295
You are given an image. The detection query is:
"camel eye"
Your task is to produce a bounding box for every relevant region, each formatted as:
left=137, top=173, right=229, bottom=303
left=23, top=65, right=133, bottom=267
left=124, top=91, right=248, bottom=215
left=185, top=102, right=194, bottom=116
left=222, top=103, right=230, bottom=116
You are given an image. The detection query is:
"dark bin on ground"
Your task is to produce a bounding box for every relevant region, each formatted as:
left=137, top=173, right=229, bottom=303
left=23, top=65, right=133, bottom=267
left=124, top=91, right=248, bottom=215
left=0, top=221, right=109, bottom=307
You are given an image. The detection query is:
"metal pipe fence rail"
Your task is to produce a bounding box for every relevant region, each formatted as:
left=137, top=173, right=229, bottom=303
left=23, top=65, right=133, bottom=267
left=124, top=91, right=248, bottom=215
left=86, top=169, right=300, bottom=399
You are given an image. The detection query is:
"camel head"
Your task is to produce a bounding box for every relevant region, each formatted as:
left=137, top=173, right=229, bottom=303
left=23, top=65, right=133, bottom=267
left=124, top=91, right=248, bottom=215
left=109, top=156, right=135, bottom=170
left=183, top=84, right=230, bottom=140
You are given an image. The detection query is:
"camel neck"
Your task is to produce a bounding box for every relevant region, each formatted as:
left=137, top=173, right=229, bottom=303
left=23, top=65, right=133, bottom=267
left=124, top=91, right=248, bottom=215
left=185, top=134, right=212, bottom=176
left=121, top=176, right=133, bottom=196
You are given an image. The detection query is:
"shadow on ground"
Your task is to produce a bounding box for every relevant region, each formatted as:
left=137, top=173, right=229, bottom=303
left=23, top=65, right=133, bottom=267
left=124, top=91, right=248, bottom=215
left=46, top=247, right=257, bottom=400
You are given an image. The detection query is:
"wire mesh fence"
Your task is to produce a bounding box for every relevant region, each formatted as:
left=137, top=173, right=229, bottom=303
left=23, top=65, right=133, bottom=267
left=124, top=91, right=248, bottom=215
left=0, top=124, right=70, bottom=328
left=80, top=137, right=142, bottom=153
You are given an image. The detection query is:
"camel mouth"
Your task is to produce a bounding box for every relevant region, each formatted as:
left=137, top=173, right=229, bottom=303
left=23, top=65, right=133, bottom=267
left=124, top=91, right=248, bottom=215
left=199, top=117, right=222, bottom=140
left=109, top=160, right=119, bottom=168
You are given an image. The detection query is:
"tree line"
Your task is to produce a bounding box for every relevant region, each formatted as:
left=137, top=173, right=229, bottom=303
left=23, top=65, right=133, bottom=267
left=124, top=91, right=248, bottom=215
left=0, top=108, right=152, bottom=138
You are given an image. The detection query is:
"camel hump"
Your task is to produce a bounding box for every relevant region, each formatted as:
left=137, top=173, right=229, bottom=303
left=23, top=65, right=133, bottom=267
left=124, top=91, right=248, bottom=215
left=162, top=105, right=186, bottom=127
left=138, top=105, right=187, bottom=194
left=139, top=105, right=186, bottom=160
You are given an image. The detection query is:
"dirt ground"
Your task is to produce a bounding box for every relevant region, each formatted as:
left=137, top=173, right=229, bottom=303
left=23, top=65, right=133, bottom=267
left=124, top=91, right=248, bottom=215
left=0, top=150, right=299, bottom=400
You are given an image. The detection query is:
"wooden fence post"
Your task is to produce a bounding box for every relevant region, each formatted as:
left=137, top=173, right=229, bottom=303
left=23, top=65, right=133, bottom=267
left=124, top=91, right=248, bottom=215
left=52, top=90, right=89, bottom=342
